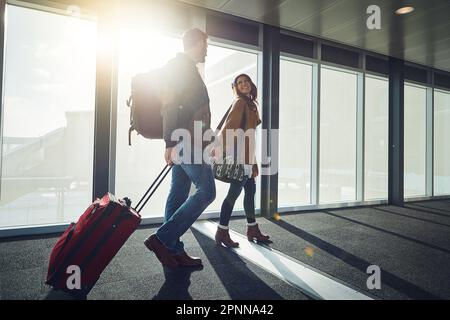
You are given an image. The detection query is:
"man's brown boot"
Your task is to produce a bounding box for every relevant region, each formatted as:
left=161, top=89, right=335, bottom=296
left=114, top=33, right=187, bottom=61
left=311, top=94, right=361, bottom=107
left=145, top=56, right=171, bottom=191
left=144, top=234, right=178, bottom=268
left=172, top=251, right=203, bottom=267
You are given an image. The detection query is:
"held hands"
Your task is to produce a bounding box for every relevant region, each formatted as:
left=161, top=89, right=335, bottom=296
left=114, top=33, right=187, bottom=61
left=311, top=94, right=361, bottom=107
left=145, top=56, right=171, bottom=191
left=164, top=147, right=177, bottom=165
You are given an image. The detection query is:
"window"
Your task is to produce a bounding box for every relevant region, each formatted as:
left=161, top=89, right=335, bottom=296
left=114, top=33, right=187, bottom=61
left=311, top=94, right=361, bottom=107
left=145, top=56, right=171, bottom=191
left=319, top=66, right=358, bottom=203
left=115, top=29, right=260, bottom=217
left=278, top=58, right=312, bottom=207
left=434, top=89, right=450, bottom=195
left=204, top=44, right=260, bottom=213
left=115, top=27, right=181, bottom=218
left=404, top=83, right=427, bottom=198
left=364, top=75, right=388, bottom=200
left=0, top=5, right=97, bottom=228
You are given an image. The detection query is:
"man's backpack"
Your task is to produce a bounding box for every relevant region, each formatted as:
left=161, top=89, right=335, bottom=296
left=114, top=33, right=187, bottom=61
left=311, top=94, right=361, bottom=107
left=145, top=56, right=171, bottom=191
left=126, top=70, right=164, bottom=145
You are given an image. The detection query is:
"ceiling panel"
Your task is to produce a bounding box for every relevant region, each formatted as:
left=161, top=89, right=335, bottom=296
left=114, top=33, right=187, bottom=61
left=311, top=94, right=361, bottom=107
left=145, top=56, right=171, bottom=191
left=293, top=0, right=372, bottom=31
left=180, top=0, right=230, bottom=9
left=179, top=0, right=450, bottom=72
left=221, top=0, right=286, bottom=19
left=280, top=0, right=340, bottom=27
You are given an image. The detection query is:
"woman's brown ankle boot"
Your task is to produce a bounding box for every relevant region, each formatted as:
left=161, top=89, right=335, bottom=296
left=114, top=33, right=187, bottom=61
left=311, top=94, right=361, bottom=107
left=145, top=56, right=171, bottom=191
left=215, top=227, right=239, bottom=248
left=247, top=224, right=270, bottom=242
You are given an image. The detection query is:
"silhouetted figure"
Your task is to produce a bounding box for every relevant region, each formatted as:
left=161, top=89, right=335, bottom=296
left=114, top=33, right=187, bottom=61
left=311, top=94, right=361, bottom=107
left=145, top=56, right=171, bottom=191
left=144, top=28, right=215, bottom=268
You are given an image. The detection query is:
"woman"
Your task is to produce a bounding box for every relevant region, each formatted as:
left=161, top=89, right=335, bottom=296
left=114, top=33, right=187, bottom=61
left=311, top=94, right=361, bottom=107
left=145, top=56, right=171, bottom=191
left=214, top=74, right=270, bottom=248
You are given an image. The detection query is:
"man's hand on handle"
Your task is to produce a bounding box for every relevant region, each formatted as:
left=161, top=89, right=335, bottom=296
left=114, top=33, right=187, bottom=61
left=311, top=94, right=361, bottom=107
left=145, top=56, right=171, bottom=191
left=165, top=147, right=176, bottom=165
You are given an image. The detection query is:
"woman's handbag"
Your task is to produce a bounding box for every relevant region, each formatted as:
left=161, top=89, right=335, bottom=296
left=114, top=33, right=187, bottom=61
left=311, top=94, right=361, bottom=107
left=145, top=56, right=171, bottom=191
left=212, top=154, right=247, bottom=183
left=212, top=102, right=248, bottom=183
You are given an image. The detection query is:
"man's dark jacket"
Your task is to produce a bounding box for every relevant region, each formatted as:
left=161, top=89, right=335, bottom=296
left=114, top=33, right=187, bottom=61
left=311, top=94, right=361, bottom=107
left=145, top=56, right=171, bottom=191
left=161, top=53, right=211, bottom=151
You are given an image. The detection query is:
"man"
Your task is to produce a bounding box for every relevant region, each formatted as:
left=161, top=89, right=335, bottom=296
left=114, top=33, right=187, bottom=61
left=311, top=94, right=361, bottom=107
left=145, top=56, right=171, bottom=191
left=144, top=28, right=216, bottom=268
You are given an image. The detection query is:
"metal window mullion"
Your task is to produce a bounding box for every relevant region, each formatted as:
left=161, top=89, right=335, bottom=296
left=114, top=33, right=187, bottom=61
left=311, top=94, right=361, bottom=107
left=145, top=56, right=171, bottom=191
left=388, top=58, right=404, bottom=206
left=311, top=63, right=320, bottom=205
left=257, top=51, right=264, bottom=213
left=0, top=0, right=6, bottom=202
left=260, top=25, right=270, bottom=218
left=311, top=39, right=321, bottom=206
left=260, top=24, right=280, bottom=218
left=426, top=86, right=434, bottom=197
left=108, top=30, right=119, bottom=195
left=92, top=5, right=118, bottom=200
left=356, top=72, right=365, bottom=202
left=269, top=26, right=280, bottom=217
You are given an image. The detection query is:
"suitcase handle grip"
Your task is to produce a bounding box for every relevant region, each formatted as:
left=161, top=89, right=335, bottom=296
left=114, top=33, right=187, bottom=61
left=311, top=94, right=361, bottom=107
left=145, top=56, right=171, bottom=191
left=134, top=164, right=172, bottom=214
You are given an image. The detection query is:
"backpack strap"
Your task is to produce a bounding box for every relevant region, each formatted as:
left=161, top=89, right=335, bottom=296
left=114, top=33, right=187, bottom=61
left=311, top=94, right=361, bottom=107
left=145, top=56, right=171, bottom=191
left=216, top=104, right=232, bottom=131
left=216, top=99, right=248, bottom=131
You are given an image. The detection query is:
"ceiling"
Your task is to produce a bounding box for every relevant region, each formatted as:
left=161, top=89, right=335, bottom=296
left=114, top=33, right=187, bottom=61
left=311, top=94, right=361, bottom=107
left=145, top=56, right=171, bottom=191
left=12, top=0, right=450, bottom=72
left=177, top=0, right=450, bottom=72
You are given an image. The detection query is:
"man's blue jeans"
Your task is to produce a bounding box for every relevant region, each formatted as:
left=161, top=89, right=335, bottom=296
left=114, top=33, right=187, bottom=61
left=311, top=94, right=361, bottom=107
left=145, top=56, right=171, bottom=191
left=156, top=163, right=216, bottom=254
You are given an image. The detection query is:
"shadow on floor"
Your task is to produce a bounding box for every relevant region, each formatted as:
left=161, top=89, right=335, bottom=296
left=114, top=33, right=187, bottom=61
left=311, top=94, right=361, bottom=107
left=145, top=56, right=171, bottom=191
left=152, top=265, right=204, bottom=300
left=191, top=228, right=287, bottom=300
left=321, top=210, right=450, bottom=255
left=404, top=204, right=450, bottom=217
left=270, top=219, right=440, bottom=299
left=43, top=288, right=83, bottom=300
left=372, top=207, right=450, bottom=228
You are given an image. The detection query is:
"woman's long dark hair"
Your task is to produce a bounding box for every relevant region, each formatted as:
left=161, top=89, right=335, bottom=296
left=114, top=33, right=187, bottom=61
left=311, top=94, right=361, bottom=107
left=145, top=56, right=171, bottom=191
left=232, top=74, right=258, bottom=102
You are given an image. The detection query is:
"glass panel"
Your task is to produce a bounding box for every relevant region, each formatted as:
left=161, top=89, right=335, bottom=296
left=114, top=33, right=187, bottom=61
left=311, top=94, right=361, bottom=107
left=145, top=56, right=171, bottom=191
left=319, top=67, right=357, bottom=203
left=0, top=5, right=97, bottom=228
left=278, top=58, right=312, bottom=207
left=404, top=83, right=427, bottom=197
left=364, top=76, right=388, bottom=200
left=204, top=45, right=260, bottom=213
left=115, top=27, right=181, bottom=218
left=434, top=89, right=450, bottom=195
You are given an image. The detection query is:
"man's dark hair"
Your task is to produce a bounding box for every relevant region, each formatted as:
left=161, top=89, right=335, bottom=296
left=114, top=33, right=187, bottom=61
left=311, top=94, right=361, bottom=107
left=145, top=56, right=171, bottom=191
left=183, top=28, right=207, bottom=51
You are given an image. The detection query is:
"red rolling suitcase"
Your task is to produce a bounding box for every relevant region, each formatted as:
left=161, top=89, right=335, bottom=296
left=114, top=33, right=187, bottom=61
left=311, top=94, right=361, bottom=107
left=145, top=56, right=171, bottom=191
left=46, top=165, right=172, bottom=298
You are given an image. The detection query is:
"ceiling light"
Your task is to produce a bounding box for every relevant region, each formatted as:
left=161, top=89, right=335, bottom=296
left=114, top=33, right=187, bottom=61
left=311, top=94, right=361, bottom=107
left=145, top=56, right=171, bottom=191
left=395, top=6, right=414, bottom=15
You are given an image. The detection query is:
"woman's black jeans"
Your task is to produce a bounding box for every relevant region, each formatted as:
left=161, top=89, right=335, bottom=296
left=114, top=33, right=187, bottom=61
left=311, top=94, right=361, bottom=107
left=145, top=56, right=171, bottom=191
left=219, top=177, right=256, bottom=226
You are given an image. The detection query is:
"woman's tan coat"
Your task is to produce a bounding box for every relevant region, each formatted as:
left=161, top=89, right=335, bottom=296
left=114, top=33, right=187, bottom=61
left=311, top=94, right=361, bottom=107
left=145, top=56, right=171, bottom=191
left=218, top=97, right=261, bottom=166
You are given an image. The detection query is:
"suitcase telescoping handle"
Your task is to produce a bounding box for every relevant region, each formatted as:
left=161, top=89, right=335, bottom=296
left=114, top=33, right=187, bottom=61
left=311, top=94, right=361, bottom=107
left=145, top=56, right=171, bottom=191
left=134, top=164, right=173, bottom=214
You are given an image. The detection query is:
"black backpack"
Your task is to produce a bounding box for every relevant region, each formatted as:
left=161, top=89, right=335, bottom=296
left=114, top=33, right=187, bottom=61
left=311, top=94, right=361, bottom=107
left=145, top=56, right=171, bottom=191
left=126, top=69, right=164, bottom=145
